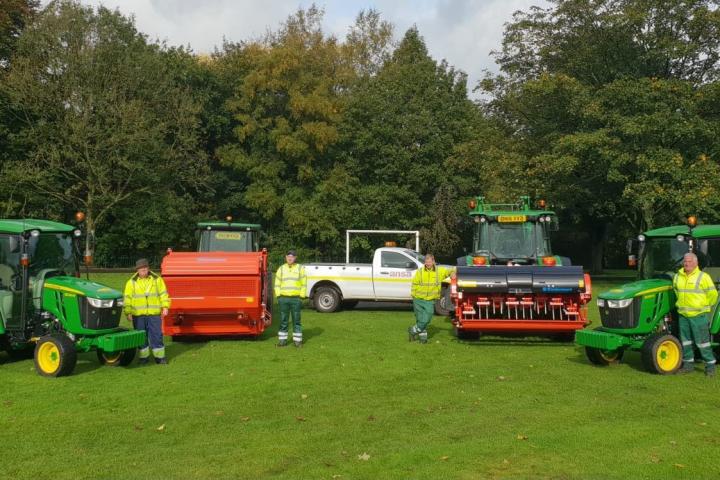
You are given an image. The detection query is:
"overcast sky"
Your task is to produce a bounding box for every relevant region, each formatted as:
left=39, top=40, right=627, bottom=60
left=44, top=0, right=548, bottom=94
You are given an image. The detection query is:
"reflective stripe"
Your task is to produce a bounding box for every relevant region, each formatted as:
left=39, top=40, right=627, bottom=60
left=138, top=347, right=150, bottom=359
left=278, top=331, right=288, bottom=340
left=292, top=333, right=302, bottom=340
left=698, top=342, right=712, bottom=348
left=682, top=341, right=693, bottom=346
left=708, top=359, right=717, bottom=365
left=152, top=347, right=165, bottom=359
left=275, top=264, right=306, bottom=297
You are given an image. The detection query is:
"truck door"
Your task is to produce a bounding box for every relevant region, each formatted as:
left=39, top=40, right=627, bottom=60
left=374, top=250, right=417, bottom=300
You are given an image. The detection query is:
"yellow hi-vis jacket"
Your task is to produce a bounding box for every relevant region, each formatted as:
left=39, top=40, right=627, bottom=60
left=123, top=272, right=171, bottom=317
left=275, top=263, right=307, bottom=298
left=673, top=266, right=718, bottom=318
left=411, top=266, right=455, bottom=301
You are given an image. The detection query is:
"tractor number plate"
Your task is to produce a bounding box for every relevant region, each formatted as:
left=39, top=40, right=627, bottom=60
left=215, top=232, right=243, bottom=240
left=497, top=215, right=526, bottom=223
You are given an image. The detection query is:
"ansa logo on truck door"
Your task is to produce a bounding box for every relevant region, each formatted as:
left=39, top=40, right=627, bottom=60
left=389, top=271, right=413, bottom=278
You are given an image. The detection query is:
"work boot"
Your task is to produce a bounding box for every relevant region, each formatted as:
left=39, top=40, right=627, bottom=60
left=138, top=357, right=149, bottom=365
left=294, top=341, right=302, bottom=348
left=408, top=326, right=417, bottom=342
left=155, top=357, right=168, bottom=365
left=677, top=363, right=694, bottom=374
left=706, top=365, right=716, bottom=377
left=277, top=340, right=288, bottom=347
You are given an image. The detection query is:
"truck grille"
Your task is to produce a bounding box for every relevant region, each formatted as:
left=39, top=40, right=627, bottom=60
left=599, top=298, right=640, bottom=329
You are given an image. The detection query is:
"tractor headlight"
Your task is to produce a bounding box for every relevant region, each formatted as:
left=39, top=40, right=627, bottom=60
left=607, top=299, right=633, bottom=309
left=597, top=298, right=605, bottom=307
left=87, top=297, right=115, bottom=308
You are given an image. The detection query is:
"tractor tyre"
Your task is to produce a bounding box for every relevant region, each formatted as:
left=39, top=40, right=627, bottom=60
left=342, top=300, right=359, bottom=310
left=313, top=286, right=341, bottom=313
left=97, top=348, right=136, bottom=367
left=34, top=334, right=77, bottom=377
left=454, top=326, right=480, bottom=340
left=434, top=288, right=453, bottom=316
left=641, top=333, right=682, bottom=375
left=585, top=347, right=624, bottom=366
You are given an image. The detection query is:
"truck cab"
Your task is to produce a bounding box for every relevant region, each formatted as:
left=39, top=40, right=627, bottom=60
left=196, top=222, right=261, bottom=252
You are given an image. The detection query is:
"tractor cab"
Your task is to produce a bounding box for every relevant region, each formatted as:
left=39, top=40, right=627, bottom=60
left=462, top=195, right=563, bottom=266
left=196, top=221, right=261, bottom=253
left=636, top=224, right=720, bottom=284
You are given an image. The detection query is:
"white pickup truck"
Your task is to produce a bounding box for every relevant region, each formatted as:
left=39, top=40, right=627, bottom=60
left=305, top=247, right=451, bottom=314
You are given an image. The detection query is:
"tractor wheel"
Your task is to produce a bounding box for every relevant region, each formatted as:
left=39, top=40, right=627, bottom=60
left=97, top=348, right=136, bottom=367
left=313, top=286, right=341, bottom=313
left=342, top=300, right=359, bottom=310
left=454, top=326, right=480, bottom=340
left=641, top=333, right=682, bottom=375
left=34, top=334, right=77, bottom=377
left=585, top=347, right=624, bottom=366
left=434, top=288, right=453, bottom=316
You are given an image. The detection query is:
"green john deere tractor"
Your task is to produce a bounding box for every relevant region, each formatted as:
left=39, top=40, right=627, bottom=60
left=575, top=219, right=720, bottom=374
left=0, top=219, right=146, bottom=377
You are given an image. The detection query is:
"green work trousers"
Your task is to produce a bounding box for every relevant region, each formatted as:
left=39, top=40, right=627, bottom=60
left=278, top=296, right=302, bottom=335
left=413, top=298, right=435, bottom=332
left=679, top=313, right=716, bottom=366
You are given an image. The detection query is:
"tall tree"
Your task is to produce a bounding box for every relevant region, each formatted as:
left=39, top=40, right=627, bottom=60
left=1, top=1, right=208, bottom=257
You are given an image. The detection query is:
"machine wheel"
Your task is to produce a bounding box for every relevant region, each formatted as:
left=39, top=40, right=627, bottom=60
left=585, top=347, right=624, bottom=366
left=313, top=286, right=341, bottom=313
left=342, top=300, right=359, bottom=310
left=97, top=348, right=136, bottom=367
left=454, top=326, right=480, bottom=340
left=434, top=288, right=453, bottom=316
left=34, top=334, right=77, bottom=377
left=641, top=333, right=682, bottom=375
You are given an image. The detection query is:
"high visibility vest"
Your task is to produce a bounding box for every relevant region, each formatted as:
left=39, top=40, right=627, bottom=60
left=275, top=263, right=306, bottom=298
left=673, top=267, right=718, bottom=317
left=123, top=272, right=171, bottom=316
left=411, top=266, right=455, bottom=301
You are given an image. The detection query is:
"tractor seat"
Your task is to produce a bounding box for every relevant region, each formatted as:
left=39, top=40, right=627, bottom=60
left=0, top=264, right=14, bottom=290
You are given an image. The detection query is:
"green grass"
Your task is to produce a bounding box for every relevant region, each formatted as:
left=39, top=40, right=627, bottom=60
left=2, top=274, right=720, bottom=479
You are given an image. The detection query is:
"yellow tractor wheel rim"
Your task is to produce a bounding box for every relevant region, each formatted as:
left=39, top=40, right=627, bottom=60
left=657, top=340, right=681, bottom=371
left=37, top=342, right=60, bottom=374
left=103, top=352, right=122, bottom=363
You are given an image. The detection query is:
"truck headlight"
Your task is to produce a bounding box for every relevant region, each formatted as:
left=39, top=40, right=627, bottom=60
left=597, top=298, right=605, bottom=307
left=87, top=297, right=115, bottom=308
left=607, top=299, right=633, bottom=309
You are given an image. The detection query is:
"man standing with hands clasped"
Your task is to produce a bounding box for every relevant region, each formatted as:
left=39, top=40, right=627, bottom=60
left=408, top=253, right=456, bottom=344
left=275, top=250, right=307, bottom=348
left=674, top=252, right=718, bottom=376
left=124, top=258, right=171, bottom=365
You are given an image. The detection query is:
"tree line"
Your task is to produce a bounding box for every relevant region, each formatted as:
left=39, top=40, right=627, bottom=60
left=2, top=0, right=720, bottom=271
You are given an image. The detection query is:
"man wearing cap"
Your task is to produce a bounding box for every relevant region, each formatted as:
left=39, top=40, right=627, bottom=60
left=123, top=259, right=171, bottom=364
left=274, top=250, right=307, bottom=347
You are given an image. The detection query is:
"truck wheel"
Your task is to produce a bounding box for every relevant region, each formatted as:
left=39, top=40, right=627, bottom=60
left=585, top=347, right=624, bottom=366
left=313, top=286, right=341, bottom=313
left=454, top=326, right=480, bottom=340
left=434, top=288, right=453, bottom=316
left=641, top=333, right=682, bottom=375
left=34, top=334, right=77, bottom=377
left=97, top=348, right=136, bottom=367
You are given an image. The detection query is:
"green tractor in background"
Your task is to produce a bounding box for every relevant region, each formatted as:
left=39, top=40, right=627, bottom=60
left=196, top=219, right=261, bottom=252
left=575, top=218, right=720, bottom=374
left=0, top=219, right=146, bottom=377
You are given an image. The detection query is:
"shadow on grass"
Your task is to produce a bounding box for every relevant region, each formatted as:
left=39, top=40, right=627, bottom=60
left=565, top=345, right=647, bottom=372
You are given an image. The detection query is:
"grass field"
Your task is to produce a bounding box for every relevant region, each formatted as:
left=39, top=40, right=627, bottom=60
left=2, top=273, right=720, bottom=479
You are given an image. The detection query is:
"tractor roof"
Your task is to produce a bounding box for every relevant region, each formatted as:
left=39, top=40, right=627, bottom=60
left=197, top=222, right=262, bottom=231
left=645, top=224, right=720, bottom=239
left=467, top=196, right=555, bottom=218
left=0, top=219, right=74, bottom=234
